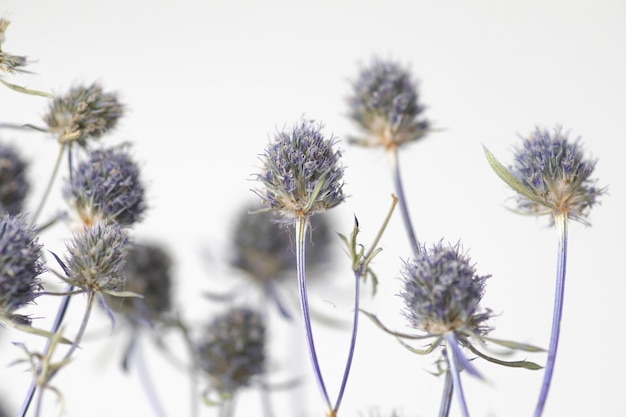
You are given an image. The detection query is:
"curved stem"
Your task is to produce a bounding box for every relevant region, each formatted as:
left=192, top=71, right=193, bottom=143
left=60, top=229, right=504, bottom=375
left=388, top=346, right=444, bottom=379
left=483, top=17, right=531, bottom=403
left=387, top=146, right=420, bottom=255
left=332, top=269, right=361, bottom=414
left=444, top=332, right=470, bottom=417
left=172, top=317, right=199, bottom=417
left=133, top=338, right=169, bottom=417
left=294, top=216, right=332, bottom=412
left=31, top=143, right=65, bottom=227
left=438, top=369, right=453, bottom=417
left=534, top=213, right=568, bottom=417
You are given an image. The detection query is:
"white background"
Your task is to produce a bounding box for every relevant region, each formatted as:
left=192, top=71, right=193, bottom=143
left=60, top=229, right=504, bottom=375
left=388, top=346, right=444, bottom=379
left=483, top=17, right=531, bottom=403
left=1, top=1, right=625, bottom=416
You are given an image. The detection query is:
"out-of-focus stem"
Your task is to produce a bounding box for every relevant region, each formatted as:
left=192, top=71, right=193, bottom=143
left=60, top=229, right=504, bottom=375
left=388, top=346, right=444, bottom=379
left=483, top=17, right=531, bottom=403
left=438, top=369, right=453, bottom=417
left=445, top=332, right=470, bottom=417
left=534, top=212, right=569, bottom=417
left=387, top=146, right=420, bottom=255
left=31, top=143, right=65, bottom=226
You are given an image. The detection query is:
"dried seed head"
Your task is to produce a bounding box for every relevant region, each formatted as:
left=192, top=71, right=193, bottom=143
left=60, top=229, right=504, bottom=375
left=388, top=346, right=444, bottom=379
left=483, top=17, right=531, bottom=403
left=348, top=57, right=429, bottom=149
left=0, top=141, right=29, bottom=215
left=0, top=19, right=28, bottom=74
left=400, top=241, right=492, bottom=337
left=64, top=147, right=146, bottom=227
left=197, top=307, right=266, bottom=395
left=0, top=214, right=43, bottom=321
left=43, top=82, right=123, bottom=145
left=256, top=118, right=345, bottom=219
left=510, top=127, right=605, bottom=223
left=64, top=222, right=128, bottom=293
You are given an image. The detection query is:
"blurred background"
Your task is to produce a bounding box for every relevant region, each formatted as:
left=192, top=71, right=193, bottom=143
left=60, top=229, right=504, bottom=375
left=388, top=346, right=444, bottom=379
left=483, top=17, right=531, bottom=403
left=1, top=0, right=624, bottom=416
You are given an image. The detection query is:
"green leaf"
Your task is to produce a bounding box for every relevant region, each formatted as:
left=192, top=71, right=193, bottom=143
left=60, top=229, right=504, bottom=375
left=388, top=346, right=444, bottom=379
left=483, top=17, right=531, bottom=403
left=482, top=336, right=545, bottom=352
left=0, top=78, right=53, bottom=97
left=466, top=343, right=543, bottom=370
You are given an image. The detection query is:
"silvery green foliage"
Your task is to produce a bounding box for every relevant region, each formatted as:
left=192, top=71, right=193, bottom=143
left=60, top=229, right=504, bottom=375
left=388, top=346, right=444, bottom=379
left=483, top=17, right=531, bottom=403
left=0, top=19, right=28, bottom=74
left=510, top=127, right=604, bottom=223
left=43, top=82, right=123, bottom=145
left=0, top=214, right=43, bottom=320
left=64, top=222, right=128, bottom=293
left=256, top=118, right=345, bottom=218
left=400, top=241, right=492, bottom=337
left=64, top=147, right=146, bottom=226
left=0, top=141, right=29, bottom=215
left=197, top=307, right=266, bottom=395
left=348, top=57, right=429, bottom=148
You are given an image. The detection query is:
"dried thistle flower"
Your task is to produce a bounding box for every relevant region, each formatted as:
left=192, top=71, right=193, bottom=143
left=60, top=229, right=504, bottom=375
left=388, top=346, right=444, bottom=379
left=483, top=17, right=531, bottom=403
left=196, top=307, right=266, bottom=396
left=43, top=82, right=123, bottom=145
left=0, top=214, right=43, bottom=322
left=0, top=141, right=29, bottom=215
left=105, top=242, right=173, bottom=326
left=64, top=222, right=128, bottom=294
left=255, top=118, right=345, bottom=219
left=0, top=19, right=28, bottom=74
left=64, top=147, right=146, bottom=227
left=347, top=57, right=429, bottom=149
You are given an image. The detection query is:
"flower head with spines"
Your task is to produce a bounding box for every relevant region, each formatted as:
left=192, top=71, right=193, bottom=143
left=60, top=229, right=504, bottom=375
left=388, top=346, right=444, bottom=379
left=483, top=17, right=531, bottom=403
left=347, top=57, right=429, bottom=149
left=64, top=147, right=146, bottom=227
left=0, top=141, right=29, bottom=215
left=255, top=118, right=345, bottom=220
left=0, top=214, right=43, bottom=323
left=0, top=18, right=28, bottom=75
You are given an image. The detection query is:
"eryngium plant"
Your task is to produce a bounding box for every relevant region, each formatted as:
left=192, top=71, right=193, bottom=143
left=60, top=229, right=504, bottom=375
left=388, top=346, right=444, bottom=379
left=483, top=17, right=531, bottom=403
left=43, top=82, right=123, bottom=145
left=0, top=214, right=43, bottom=323
left=64, top=147, right=146, bottom=226
left=0, top=19, right=27, bottom=75
left=0, top=141, right=29, bottom=215
left=196, top=307, right=266, bottom=399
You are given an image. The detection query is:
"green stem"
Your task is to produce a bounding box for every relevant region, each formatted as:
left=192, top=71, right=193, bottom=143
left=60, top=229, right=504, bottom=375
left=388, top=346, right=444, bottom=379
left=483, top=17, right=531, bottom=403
left=295, top=216, right=332, bottom=412
left=387, top=147, right=420, bottom=255
left=534, top=212, right=568, bottom=417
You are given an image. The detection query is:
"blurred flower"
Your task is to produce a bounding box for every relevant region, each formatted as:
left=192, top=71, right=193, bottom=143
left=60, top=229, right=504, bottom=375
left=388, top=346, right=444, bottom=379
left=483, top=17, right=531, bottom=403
left=43, top=82, right=123, bottom=145
left=196, top=307, right=266, bottom=397
left=255, top=118, right=345, bottom=219
left=347, top=57, right=429, bottom=149
left=0, top=18, right=28, bottom=74
left=0, top=214, right=43, bottom=323
left=0, top=141, right=29, bottom=215
left=64, top=147, right=146, bottom=227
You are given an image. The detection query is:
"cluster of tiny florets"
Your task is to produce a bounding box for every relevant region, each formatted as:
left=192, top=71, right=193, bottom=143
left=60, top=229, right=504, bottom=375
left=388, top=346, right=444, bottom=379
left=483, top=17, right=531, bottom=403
left=0, top=214, right=43, bottom=320
left=400, top=241, right=492, bottom=336
left=64, top=147, right=146, bottom=226
left=43, top=82, right=123, bottom=145
left=0, top=19, right=28, bottom=74
left=106, top=242, right=173, bottom=325
left=196, top=307, right=266, bottom=395
left=257, top=118, right=345, bottom=219
left=510, top=127, right=605, bottom=223
left=64, top=222, right=128, bottom=293
left=0, top=141, right=29, bottom=215
left=347, top=57, right=429, bottom=148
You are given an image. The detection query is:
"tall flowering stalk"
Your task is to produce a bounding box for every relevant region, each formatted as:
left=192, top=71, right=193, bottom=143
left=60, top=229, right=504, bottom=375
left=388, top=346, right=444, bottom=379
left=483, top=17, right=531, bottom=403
left=484, top=127, right=605, bottom=417
left=254, top=118, right=348, bottom=415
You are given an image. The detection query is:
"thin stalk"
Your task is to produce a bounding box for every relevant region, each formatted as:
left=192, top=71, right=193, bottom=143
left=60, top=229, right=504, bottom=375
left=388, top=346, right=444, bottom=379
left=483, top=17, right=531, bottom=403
left=133, top=338, right=169, bottom=417
left=218, top=393, right=237, bottom=417
left=444, top=332, right=470, bottom=417
left=387, top=146, right=419, bottom=255
left=534, top=212, right=568, bottom=417
left=438, top=369, right=453, bottom=417
left=294, top=216, right=332, bottom=412
left=31, top=143, right=65, bottom=226
left=173, top=317, right=200, bottom=417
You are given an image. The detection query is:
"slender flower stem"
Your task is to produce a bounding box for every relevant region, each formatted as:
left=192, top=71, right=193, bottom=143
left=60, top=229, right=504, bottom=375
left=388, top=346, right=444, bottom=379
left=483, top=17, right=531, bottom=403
left=444, top=332, right=470, bottom=417
left=534, top=212, right=569, bottom=417
left=133, top=338, right=169, bottom=417
left=31, top=143, right=65, bottom=226
left=438, top=369, right=453, bottom=417
left=294, top=216, right=332, bottom=412
left=387, top=146, right=420, bottom=255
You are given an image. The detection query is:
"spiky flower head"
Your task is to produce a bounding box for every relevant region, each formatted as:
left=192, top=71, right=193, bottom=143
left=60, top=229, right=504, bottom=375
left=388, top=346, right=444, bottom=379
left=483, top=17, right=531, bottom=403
left=0, top=141, right=29, bottom=215
left=256, top=118, right=345, bottom=219
left=0, top=19, right=28, bottom=74
left=43, top=82, right=123, bottom=145
left=347, top=57, right=429, bottom=149
left=400, top=241, right=492, bottom=337
left=197, top=307, right=266, bottom=396
left=506, top=127, right=605, bottom=224
left=64, top=222, right=128, bottom=293
left=64, top=147, right=146, bottom=227
left=105, top=242, right=173, bottom=325
left=0, top=214, right=43, bottom=322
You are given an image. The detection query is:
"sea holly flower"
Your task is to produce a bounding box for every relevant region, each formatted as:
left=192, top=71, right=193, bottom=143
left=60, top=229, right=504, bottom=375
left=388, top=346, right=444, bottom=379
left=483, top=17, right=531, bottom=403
left=0, top=141, right=29, bottom=215
left=484, top=127, right=605, bottom=417
left=64, top=147, right=146, bottom=227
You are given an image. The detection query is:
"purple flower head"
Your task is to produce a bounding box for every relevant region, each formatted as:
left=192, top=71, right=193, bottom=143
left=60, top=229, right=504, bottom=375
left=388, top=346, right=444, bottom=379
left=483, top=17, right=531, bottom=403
left=400, top=241, right=492, bottom=337
left=0, top=141, right=29, bottom=215
left=64, top=147, right=146, bottom=227
left=256, top=118, right=345, bottom=219
left=348, top=57, right=429, bottom=148
left=0, top=214, right=43, bottom=321
left=44, top=82, right=123, bottom=145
